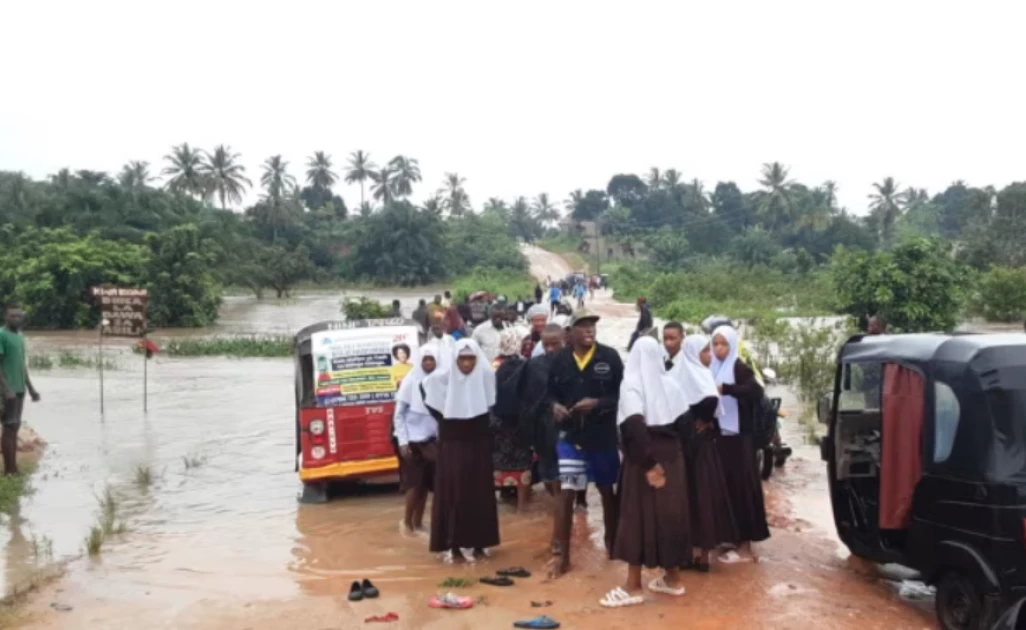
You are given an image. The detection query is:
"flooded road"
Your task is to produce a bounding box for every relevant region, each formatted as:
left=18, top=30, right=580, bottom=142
left=3, top=252, right=937, bottom=629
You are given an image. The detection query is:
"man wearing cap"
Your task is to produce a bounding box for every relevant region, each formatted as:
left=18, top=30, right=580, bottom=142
left=546, top=309, right=624, bottom=577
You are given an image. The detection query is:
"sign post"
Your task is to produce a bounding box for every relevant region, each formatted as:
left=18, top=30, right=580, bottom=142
left=91, top=287, right=150, bottom=414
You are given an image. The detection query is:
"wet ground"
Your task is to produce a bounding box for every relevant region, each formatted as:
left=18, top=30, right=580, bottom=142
left=2, top=248, right=939, bottom=629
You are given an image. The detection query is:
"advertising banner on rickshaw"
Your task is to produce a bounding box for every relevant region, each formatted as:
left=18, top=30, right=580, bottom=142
left=310, top=325, right=418, bottom=407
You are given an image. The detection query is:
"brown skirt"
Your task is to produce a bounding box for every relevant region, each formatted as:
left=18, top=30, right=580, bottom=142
left=399, top=439, right=437, bottom=493
left=612, top=431, right=690, bottom=569
left=689, top=435, right=740, bottom=550
left=716, top=434, right=770, bottom=543
left=430, top=415, right=500, bottom=552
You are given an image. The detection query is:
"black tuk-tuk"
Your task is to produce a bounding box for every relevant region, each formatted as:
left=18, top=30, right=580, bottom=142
left=819, top=333, right=1026, bottom=630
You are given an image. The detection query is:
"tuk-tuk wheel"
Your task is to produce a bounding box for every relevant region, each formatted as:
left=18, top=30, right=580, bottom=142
left=936, top=572, right=983, bottom=630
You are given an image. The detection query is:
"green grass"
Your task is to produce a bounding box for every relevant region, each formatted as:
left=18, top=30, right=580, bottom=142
left=85, top=525, right=104, bottom=556
left=85, top=485, right=128, bottom=557
left=439, top=577, right=475, bottom=588
left=159, top=336, right=293, bottom=358
left=451, top=268, right=537, bottom=303
left=28, top=351, right=116, bottom=371
left=537, top=235, right=593, bottom=272
left=134, top=465, right=154, bottom=489
left=0, top=466, right=35, bottom=515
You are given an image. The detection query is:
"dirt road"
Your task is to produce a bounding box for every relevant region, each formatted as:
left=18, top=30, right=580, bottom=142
left=7, top=247, right=936, bottom=629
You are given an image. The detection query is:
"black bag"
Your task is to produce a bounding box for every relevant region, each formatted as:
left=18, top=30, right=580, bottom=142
left=752, top=395, right=780, bottom=450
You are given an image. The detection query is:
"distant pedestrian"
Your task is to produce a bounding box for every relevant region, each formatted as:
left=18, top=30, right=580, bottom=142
left=412, top=299, right=430, bottom=334
left=388, top=299, right=402, bottom=318
left=534, top=283, right=544, bottom=304
left=549, top=284, right=561, bottom=316
left=868, top=314, right=888, bottom=335
left=0, top=304, right=40, bottom=476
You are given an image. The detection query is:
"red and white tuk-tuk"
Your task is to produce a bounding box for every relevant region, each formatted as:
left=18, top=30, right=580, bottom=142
left=294, top=318, right=423, bottom=502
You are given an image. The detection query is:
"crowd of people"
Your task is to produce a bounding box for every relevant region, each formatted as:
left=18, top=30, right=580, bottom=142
left=392, top=295, right=771, bottom=607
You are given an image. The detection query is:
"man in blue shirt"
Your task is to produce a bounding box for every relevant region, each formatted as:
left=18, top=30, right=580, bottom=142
left=549, top=284, right=561, bottom=316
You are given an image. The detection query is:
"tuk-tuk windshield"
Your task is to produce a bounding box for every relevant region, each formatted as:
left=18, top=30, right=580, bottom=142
left=297, top=323, right=421, bottom=409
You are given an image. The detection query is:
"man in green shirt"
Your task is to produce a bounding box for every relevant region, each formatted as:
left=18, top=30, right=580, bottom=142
left=0, top=304, right=41, bottom=475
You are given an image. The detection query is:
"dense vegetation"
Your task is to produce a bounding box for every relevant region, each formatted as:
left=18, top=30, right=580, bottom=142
left=0, top=148, right=536, bottom=329
left=589, top=164, right=1026, bottom=330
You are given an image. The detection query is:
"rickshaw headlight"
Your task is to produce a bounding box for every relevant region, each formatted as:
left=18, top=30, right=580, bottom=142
left=309, top=420, right=325, bottom=435
left=311, top=446, right=326, bottom=460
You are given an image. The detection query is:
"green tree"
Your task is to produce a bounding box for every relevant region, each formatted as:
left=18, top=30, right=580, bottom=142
left=202, top=145, right=251, bottom=210
left=756, top=162, right=794, bottom=232
left=510, top=196, right=541, bottom=242
left=162, top=143, right=208, bottom=199
left=482, top=197, right=509, bottom=218
left=305, top=151, right=338, bottom=192
left=646, top=227, right=691, bottom=271
left=144, top=224, right=223, bottom=327
left=976, top=266, right=1026, bottom=322
left=830, top=238, right=969, bottom=332
left=606, top=174, right=647, bottom=208
left=263, top=244, right=315, bottom=298
left=352, top=201, right=446, bottom=285
left=389, top=155, right=421, bottom=198
left=532, top=193, right=559, bottom=227
left=260, top=155, right=296, bottom=204
left=868, top=176, right=907, bottom=244
left=440, top=172, right=470, bottom=217
left=369, top=168, right=396, bottom=205
left=646, top=167, right=662, bottom=190
left=345, top=150, right=376, bottom=208
left=730, top=227, right=780, bottom=268
left=118, top=161, right=153, bottom=190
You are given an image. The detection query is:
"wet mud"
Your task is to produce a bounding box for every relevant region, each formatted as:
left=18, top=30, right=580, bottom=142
left=3, top=249, right=938, bottom=629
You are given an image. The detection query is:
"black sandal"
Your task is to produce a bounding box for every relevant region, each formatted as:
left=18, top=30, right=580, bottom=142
left=361, top=578, right=379, bottom=598
left=480, top=575, right=514, bottom=587
left=348, top=580, right=364, bottom=601
left=498, top=567, right=531, bottom=578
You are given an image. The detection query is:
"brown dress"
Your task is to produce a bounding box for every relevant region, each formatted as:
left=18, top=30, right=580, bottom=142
left=428, top=414, right=500, bottom=552
left=399, top=439, right=437, bottom=493
left=680, top=400, right=740, bottom=550
left=613, top=417, right=690, bottom=569
left=716, top=362, right=770, bottom=543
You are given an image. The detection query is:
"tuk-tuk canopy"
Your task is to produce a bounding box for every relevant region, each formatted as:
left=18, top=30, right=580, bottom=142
left=839, top=333, right=1026, bottom=482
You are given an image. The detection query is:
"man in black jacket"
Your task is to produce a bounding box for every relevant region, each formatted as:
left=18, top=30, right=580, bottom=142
left=546, top=310, right=623, bottom=577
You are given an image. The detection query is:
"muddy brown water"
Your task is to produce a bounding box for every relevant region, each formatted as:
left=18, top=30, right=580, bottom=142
left=4, top=262, right=940, bottom=629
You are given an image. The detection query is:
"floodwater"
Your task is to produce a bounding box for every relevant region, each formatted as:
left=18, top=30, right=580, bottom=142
left=3, top=248, right=938, bottom=629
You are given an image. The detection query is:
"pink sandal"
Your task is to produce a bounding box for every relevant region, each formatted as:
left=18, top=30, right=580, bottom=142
left=429, top=592, right=474, bottom=609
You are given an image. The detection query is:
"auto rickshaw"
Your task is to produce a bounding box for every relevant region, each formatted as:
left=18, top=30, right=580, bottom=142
left=294, top=318, right=423, bottom=503
left=818, top=332, right=1026, bottom=630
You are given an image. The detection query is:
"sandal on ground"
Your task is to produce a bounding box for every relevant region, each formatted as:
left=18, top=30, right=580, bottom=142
left=364, top=612, right=399, bottom=623
left=647, top=577, right=685, bottom=596
left=531, top=600, right=553, bottom=608
left=513, top=615, right=561, bottom=629
left=599, top=587, right=644, bottom=608
left=498, top=567, right=531, bottom=578
left=481, top=575, right=515, bottom=587
left=428, top=592, right=474, bottom=609
left=348, top=581, right=364, bottom=601
left=719, top=550, right=752, bottom=564
left=459, top=548, right=477, bottom=564
left=440, top=550, right=456, bottom=565
left=361, top=578, right=379, bottom=598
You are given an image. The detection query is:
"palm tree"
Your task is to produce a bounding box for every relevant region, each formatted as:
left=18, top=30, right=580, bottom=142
left=647, top=167, right=662, bottom=190
left=757, top=162, right=795, bottom=231
left=483, top=197, right=508, bottom=216
left=687, top=178, right=709, bottom=211
left=260, top=155, right=297, bottom=205
left=305, top=151, right=338, bottom=191
left=118, top=161, right=153, bottom=189
left=868, top=176, right=907, bottom=243
left=162, top=143, right=207, bottom=198
left=345, top=150, right=376, bottom=208
left=369, top=168, right=396, bottom=205
left=388, top=155, right=422, bottom=197
left=76, top=170, right=111, bottom=186
left=565, top=189, right=585, bottom=216
left=439, top=172, right=470, bottom=217
left=50, top=168, right=73, bottom=191
left=202, top=146, right=251, bottom=210
left=822, top=180, right=838, bottom=211
left=510, top=196, right=539, bottom=242
left=532, top=193, right=559, bottom=227
left=422, top=195, right=444, bottom=217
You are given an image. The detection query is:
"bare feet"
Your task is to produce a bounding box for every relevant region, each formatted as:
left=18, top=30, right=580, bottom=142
left=546, top=558, right=570, bottom=579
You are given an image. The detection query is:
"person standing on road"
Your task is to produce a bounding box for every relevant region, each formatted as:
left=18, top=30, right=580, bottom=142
left=629, top=297, right=653, bottom=351
left=521, top=304, right=550, bottom=358
left=534, top=283, right=544, bottom=305
left=602, top=336, right=689, bottom=607
left=0, top=304, right=40, bottom=476
left=672, top=333, right=738, bottom=572
left=491, top=329, right=534, bottom=512
left=710, top=325, right=769, bottom=563
left=472, top=303, right=507, bottom=362
left=574, top=282, right=586, bottom=309
left=394, top=347, right=440, bottom=536
left=412, top=299, right=430, bottom=334
left=547, top=310, right=624, bottom=577
left=420, top=339, right=499, bottom=564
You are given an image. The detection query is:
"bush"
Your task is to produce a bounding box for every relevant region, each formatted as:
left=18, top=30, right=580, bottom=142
left=830, top=238, right=970, bottom=332
left=341, top=297, right=391, bottom=320
left=160, top=336, right=293, bottom=357
left=976, top=266, right=1026, bottom=322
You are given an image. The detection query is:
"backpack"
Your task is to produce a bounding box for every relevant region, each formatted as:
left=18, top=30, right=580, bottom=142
left=752, top=395, right=780, bottom=450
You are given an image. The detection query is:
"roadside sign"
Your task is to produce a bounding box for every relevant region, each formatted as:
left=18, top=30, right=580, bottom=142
left=91, top=287, right=149, bottom=337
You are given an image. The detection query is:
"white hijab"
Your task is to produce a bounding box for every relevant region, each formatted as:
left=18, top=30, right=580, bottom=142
left=617, top=336, right=689, bottom=427
left=709, top=325, right=741, bottom=434
left=396, top=346, right=438, bottom=416
left=422, top=335, right=453, bottom=371
left=422, top=338, right=496, bottom=419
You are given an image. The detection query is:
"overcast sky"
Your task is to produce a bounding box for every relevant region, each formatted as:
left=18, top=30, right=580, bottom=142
left=2, top=0, right=1023, bottom=216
